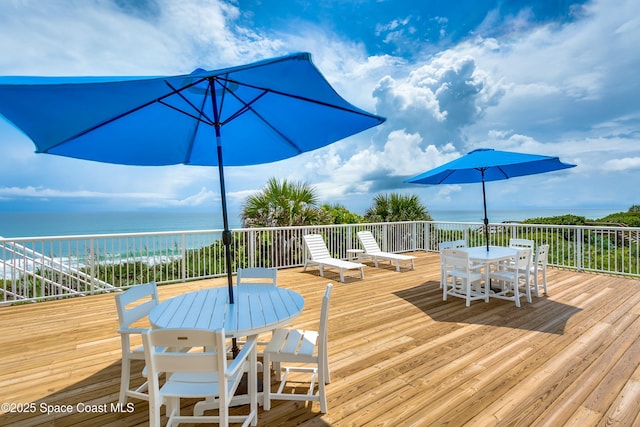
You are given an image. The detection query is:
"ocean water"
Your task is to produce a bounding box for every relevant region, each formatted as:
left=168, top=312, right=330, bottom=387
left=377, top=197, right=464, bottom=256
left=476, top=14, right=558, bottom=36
left=0, top=211, right=242, bottom=238
left=0, top=208, right=624, bottom=238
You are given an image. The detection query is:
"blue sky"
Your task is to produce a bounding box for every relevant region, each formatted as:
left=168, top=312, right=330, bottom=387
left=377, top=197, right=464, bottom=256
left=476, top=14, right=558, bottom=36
left=0, top=0, right=638, bottom=219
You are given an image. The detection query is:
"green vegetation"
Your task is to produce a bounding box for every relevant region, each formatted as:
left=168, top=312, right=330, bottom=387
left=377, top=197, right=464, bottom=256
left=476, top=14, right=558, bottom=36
left=523, top=205, right=640, bottom=227
left=320, top=203, right=364, bottom=224
left=364, top=193, right=432, bottom=222
left=522, top=214, right=589, bottom=225
left=241, top=178, right=326, bottom=227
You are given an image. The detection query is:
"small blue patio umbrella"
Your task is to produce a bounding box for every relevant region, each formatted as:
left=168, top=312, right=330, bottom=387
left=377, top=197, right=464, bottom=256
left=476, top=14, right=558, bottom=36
left=0, top=52, right=385, bottom=303
left=405, top=148, right=576, bottom=250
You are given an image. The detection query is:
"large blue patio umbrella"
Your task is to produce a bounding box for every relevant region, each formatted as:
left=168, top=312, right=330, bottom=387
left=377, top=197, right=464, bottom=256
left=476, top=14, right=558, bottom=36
left=405, top=148, right=576, bottom=250
left=0, top=52, right=385, bottom=302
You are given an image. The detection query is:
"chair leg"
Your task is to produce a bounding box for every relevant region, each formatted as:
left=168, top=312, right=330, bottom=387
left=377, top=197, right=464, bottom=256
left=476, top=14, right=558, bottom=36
left=149, top=400, right=162, bottom=427
left=318, top=364, right=328, bottom=413
left=324, top=357, right=331, bottom=384
left=263, top=353, right=272, bottom=411
left=119, top=357, right=131, bottom=405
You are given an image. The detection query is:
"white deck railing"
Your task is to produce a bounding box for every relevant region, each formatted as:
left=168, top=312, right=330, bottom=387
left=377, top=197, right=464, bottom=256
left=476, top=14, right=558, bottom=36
left=1, top=221, right=639, bottom=303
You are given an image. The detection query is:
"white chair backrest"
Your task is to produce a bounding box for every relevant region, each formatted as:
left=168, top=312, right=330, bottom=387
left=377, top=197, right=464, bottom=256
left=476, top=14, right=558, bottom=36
left=303, top=234, right=332, bottom=260
left=442, top=248, right=472, bottom=270
left=357, top=231, right=382, bottom=253
left=115, top=282, right=159, bottom=328
left=237, top=267, right=277, bottom=286
left=514, top=248, right=533, bottom=270
left=439, top=241, right=455, bottom=251
left=535, top=244, right=549, bottom=266
left=143, top=328, right=227, bottom=377
left=451, top=239, right=467, bottom=248
left=510, top=238, right=534, bottom=250
left=318, top=284, right=333, bottom=358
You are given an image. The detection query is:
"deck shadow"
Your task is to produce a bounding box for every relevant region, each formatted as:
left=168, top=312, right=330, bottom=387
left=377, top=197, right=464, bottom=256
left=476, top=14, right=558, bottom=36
left=0, top=359, right=331, bottom=426
left=393, top=281, right=582, bottom=335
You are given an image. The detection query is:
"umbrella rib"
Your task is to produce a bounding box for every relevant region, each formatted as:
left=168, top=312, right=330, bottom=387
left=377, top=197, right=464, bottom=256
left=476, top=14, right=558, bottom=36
left=221, top=85, right=303, bottom=153
left=218, top=76, right=385, bottom=121
left=163, top=80, right=215, bottom=126
left=493, top=166, right=510, bottom=179
left=157, top=99, right=214, bottom=126
left=182, top=83, right=211, bottom=164
left=221, top=91, right=267, bottom=125
left=39, top=76, right=214, bottom=152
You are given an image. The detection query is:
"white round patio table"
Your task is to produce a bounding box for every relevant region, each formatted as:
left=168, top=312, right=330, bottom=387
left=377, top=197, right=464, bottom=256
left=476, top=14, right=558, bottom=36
left=148, top=285, right=305, bottom=410
left=149, top=285, right=305, bottom=337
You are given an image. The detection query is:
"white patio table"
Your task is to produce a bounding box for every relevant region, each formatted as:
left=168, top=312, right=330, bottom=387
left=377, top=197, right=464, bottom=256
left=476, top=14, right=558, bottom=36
left=149, top=285, right=304, bottom=336
left=456, top=245, right=519, bottom=288
left=148, top=285, right=305, bottom=410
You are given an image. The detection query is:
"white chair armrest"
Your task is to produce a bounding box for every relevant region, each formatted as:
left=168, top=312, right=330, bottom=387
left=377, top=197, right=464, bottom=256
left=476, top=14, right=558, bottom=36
left=226, top=335, right=257, bottom=378
left=118, top=327, right=149, bottom=335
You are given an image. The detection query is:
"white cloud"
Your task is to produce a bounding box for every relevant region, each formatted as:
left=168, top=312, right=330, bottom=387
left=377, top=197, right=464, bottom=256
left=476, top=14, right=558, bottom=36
left=601, top=157, right=640, bottom=172
left=0, top=0, right=638, bottom=215
left=0, top=185, right=164, bottom=200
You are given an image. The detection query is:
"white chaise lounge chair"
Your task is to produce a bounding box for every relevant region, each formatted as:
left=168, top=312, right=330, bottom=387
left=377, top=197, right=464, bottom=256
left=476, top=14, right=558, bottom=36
left=356, top=230, right=416, bottom=272
left=303, top=234, right=365, bottom=282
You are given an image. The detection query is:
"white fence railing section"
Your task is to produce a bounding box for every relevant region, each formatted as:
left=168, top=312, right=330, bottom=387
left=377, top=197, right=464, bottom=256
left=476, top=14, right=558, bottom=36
left=1, top=221, right=639, bottom=303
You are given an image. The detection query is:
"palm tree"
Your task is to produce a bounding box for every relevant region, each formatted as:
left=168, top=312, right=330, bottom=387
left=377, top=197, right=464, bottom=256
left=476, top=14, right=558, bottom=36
left=364, top=193, right=432, bottom=222
left=241, top=177, right=323, bottom=227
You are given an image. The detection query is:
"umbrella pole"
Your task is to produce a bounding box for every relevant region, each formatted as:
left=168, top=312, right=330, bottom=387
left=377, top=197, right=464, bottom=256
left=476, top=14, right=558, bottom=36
left=215, top=137, right=235, bottom=303
left=215, top=134, right=240, bottom=357
left=211, top=85, right=239, bottom=356
left=481, top=171, right=489, bottom=251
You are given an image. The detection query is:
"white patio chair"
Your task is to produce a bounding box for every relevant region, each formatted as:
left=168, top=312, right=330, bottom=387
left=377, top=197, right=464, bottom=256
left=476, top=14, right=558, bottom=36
left=237, top=267, right=277, bottom=287
left=439, top=240, right=481, bottom=288
left=236, top=267, right=278, bottom=359
left=303, top=234, right=365, bottom=282
left=438, top=241, right=455, bottom=288
left=451, top=239, right=468, bottom=248
left=263, top=283, right=333, bottom=414
left=356, top=230, right=416, bottom=271
left=114, top=282, right=159, bottom=404
left=489, top=248, right=533, bottom=307
left=142, top=328, right=258, bottom=427
left=441, top=249, right=488, bottom=307
left=509, top=238, right=535, bottom=250
left=530, top=244, right=550, bottom=297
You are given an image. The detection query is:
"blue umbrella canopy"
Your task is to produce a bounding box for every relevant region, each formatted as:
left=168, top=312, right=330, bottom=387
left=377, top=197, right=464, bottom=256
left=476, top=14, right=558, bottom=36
left=0, top=52, right=384, bottom=166
left=405, top=148, right=576, bottom=250
left=0, top=52, right=385, bottom=310
left=405, top=148, right=576, bottom=184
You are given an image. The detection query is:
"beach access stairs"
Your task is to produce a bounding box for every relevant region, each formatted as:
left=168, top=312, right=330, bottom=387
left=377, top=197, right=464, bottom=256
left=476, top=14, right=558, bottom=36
left=0, top=236, right=114, bottom=303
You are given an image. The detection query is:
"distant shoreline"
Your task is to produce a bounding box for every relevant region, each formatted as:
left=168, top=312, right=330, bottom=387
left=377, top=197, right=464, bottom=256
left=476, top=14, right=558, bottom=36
left=0, top=208, right=625, bottom=238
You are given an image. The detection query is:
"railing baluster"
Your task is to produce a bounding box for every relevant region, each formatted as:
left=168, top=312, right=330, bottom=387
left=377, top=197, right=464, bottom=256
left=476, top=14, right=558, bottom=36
left=1, top=220, right=639, bottom=303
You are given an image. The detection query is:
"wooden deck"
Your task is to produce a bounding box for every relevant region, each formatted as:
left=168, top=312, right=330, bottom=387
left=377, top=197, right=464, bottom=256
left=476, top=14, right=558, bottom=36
left=1, top=252, right=640, bottom=426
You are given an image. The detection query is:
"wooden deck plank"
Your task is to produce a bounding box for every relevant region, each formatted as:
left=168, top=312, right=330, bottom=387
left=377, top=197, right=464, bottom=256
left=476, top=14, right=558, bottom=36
left=1, top=252, right=639, bottom=426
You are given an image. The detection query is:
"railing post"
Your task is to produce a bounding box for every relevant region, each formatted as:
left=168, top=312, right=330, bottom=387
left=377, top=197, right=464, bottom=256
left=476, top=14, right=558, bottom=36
left=382, top=223, right=388, bottom=252
left=249, top=229, right=256, bottom=267
left=576, top=227, right=583, bottom=271
left=423, top=221, right=430, bottom=251
left=89, top=238, right=96, bottom=294
left=181, top=233, right=187, bottom=282
left=411, top=221, right=417, bottom=251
